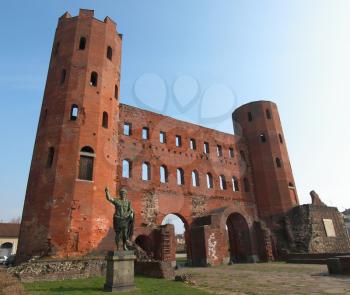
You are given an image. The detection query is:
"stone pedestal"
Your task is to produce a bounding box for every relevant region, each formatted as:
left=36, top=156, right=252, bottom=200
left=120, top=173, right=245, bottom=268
left=104, top=250, right=136, bottom=292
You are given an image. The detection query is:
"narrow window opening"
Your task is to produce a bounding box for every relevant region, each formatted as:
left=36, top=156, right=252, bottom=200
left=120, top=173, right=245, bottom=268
left=160, top=165, right=168, bottom=183
left=61, top=69, right=66, bottom=84
left=229, top=147, right=234, bottom=158
left=276, top=157, right=282, bottom=168
left=266, top=109, right=272, bottom=119
left=248, top=112, right=253, bottom=122
left=176, top=135, right=182, bottom=147
left=260, top=133, right=267, bottom=143
left=219, top=175, right=227, bottom=190
left=47, top=147, right=55, bottom=168
left=204, top=142, right=209, bottom=154
left=122, top=159, right=131, bottom=178
left=90, top=71, right=98, bottom=87
left=177, top=168, right=184, bottom=185
left=217, top=145, right=223, bottom=157
left=79, top=146, right=95, bottom=181
left=79, top=37, right=86, bottom=50
left=279, top=134, right=283, bottom=144
left=123, top=123, right=131, bottom=136
left=160, top=131, right=166, bottom=143
left=142, top=127, right=149, bottom=140
left=192, top=170, right=200, bottom=187
left=232, top=176, right=239, bottom=192
left=107, top=46, right=113, bottom=60
left=190, top=138, right=196, bottom=150
left=102, top=112, right=108, bottom=129
left=289, top=182, right=294, bottom=188
left=70, top=104, right=78, bottom=121
left=142, top=162, right=151, bottom=181
left=206, top=173, right=213, bottom=189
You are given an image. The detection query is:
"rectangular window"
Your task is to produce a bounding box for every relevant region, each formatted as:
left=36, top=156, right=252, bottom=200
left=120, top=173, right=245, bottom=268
left=114, top=85, right=119, bottom=100
left=46, top=147, right=55, bottom=168
left=123, top=123, right=131, bottom=136
left=160, top=131, right=166, bottom=143
left=248, top=112, right=253, bottom=122
left=229, top=147, right=234, bottom=158
left=217, top=145, right=223, bottom=157
left=323, top=219, right=336, bottom=237
left=204, top=142, right=209, bottom=154
left=78, top=156, right=94, bottom=181
left=142, top=127, right=149, bottom=140
left=176, top=135, right=182, bottom=147
left=190, top=138, right=196, bottom=150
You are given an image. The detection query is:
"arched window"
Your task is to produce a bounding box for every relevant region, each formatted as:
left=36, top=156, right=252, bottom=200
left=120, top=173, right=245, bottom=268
left=177, top=168, right=184, bottom=185
left=142, top=127, right=149, bottom=140
left=248, top=111, right=253, bottom=122
left=279, top=134, right=283, bottom=144
left=90, top=71, right=98, bottom=87
left=114, top=85, right=119, bottom=100
left=276, top=157, right=282, bottom=168
left=142, top=162, right=151, bottom=181
left=176, top=135, right=182, bottom=147
left=102, top=112, right=108, bottom=128
left=219, top=175, right=227, bottom=190
left=61, top=69, right=66, bottom=84
left=160, top=165, right=168, bottom=183
left=217, top=145, right=223, bottom=157
left=204, top=142, right=209, bottom=154
left=160, top=131, right=166, bottom=143
left=266, top=109, right=272, bottom=119
left=107, top=46, right=113, bottom=60
left=190, top=138, right=196, bottom=150
left=79, top=37, right=86, bottom=50
left=232, top=176, right=239, bottom=192
left=206, top=173, right=213, bottom=189
left=229, top=147, right=234, bottom=158
left=70, top=104, right=78, bottom=121
left=47, top=147, right=54, bottom=168
left=244, top=177, right=250, bottom=192
left=192, top=170, right=199, bottom=187
left=79, top=146, right=95, bottom=181
left=122, top=159, right=131, bottom=178
left=260, top=133, right=266, bottom=143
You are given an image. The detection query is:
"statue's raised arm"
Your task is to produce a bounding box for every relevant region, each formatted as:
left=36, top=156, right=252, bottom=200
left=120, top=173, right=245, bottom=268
left=105, top=187, right=115, bottom=203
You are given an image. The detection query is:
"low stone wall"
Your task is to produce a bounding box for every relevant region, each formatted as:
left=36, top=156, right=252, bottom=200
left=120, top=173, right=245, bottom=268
left=8, top=257, right=106, bottom=283
left=8, top=257, right=175, bottom=282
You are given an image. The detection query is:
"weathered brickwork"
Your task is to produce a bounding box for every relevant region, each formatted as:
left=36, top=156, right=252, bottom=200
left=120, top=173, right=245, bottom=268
left=17, top=9, right=350, bottom=267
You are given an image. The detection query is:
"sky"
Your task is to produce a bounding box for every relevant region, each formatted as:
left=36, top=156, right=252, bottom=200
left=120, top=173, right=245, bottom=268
left=1, top=0, right=350, bottom=223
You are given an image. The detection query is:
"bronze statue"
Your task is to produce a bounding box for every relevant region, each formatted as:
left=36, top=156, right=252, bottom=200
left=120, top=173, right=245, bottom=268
left=105, top=187, right=134, bottom=251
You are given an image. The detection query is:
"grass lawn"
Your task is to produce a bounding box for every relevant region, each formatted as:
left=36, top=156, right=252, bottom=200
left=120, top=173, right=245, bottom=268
left=24, top=276, right=212, bottom=295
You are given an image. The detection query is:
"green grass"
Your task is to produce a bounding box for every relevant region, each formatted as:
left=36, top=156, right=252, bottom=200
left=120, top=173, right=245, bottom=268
left=24, top=276, right=212, bottom=295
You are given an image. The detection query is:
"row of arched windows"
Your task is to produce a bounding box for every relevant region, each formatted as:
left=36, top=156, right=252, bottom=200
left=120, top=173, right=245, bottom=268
left=55, top=37, right=113, bottom=61
left=259, top=132, right=283, bottom=144
left=122, top=159, right=250, bottom=192
left=68, top=104, right=109, bottom=128
left=248, top=108, right=272, bottom=122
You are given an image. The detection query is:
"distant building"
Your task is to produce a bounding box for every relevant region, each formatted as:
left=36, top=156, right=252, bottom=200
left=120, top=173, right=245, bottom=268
left=343, top=209, right=350, bottom=235
left=0, top=223, right=20, bottom=256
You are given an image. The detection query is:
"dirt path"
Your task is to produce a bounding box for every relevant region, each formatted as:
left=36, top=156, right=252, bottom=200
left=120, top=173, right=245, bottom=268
left=176, top=263, right=350, bottom=295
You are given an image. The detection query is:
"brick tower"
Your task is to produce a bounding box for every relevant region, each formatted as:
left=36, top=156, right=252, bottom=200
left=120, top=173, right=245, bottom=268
left=17, top=9, right=122, bottom=261
left=232, top=101, right=299, bottom=220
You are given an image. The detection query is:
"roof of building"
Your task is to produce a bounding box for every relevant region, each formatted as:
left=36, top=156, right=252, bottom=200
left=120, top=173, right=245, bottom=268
left=343, top=209, right=350, bottom=215
left=0, top=223, right=20, bottom=238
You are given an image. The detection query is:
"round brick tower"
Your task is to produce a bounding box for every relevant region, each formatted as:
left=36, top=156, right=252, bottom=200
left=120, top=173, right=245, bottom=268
left=17, top=9, right=122, bottom=261
left=232, top=101, right=299, bottom=220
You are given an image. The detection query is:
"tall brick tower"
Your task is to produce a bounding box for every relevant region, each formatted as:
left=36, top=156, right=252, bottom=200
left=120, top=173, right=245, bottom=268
left=17, top=9, right=122, bottom=261
left=232, top=101, right=299, bottom=220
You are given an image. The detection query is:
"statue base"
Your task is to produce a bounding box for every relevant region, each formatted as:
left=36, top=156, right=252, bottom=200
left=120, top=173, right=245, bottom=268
left=104, top=250, right=136, bottom=292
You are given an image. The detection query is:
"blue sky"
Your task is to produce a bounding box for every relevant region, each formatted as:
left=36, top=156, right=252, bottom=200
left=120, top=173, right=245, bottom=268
left=1, top=0, right=350, bottom=222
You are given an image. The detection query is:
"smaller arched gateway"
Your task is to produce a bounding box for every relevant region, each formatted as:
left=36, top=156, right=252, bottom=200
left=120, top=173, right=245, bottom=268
left=189, top=206, right=268, bottom=266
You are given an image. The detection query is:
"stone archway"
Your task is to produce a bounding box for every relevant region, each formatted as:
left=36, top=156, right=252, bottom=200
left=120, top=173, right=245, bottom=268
left=226, top=213, right=252, bottom=262
left=161, top=213, right=191, bottom=266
